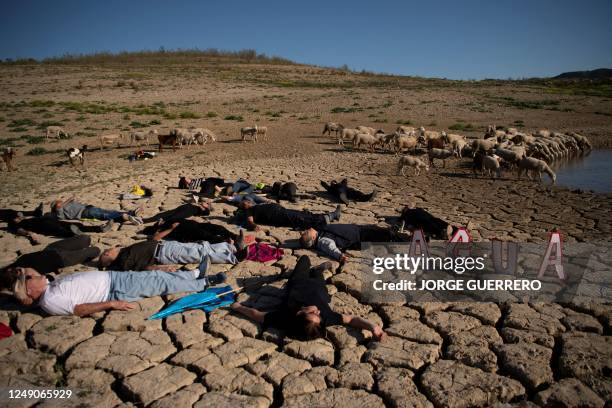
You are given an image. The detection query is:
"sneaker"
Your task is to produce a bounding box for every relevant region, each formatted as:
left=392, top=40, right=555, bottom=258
left=368, top=190, right=377, bottom=201
left=127, top=215, right=143, bottom=225
left=191, top=194, right=199, bottom=204
left=132, top=207, right=144, bottom=217
left=34, top=202, right=44, bottom=217
left=311, top=261, right=333, bottom=275
left=206, top=272, right=227, bottom=286
left=69, top=224, right=84, bottom=235
left=332, top=205, right=342, bottom=221
left=100, top=220, right=114, bottom=233
left=338, top=192, right=350, bottom=205
left=235, top=229, right=246, bottom=251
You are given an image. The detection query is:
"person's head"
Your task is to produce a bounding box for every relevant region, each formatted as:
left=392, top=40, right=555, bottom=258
left=51, top=200, right=62, bottom=212
left=98, top=246, right=121, bottom=268
left=12, top=267, right=47, bottom=305
left=178, top=177, right=192, bottom=189
left=299, top=228, right=318, bottom=248
left=239, top=198, right=255, bottom=209
left=295, top=305, right=322, bottom=340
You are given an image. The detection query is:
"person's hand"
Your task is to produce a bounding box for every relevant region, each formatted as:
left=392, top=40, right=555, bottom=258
left=171, top=222, right=180, bottom=229
left=372, top=325, right=387, bottom=342
left=252, top=225, right=261, bottom=232
left=112, top=300, right=135, bottom=311
left=340, top=255, right=350, bottom=264
left=230, top=302, right=242, bottom=311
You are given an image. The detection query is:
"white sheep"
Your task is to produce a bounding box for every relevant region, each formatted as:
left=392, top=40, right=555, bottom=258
left=46, top=126, right=69, bottom=139
left=451, top=139, right=468, bottom=158
left=99, top=133, right=122, bottom=150
left=471, top=138, right=498, bottom=156
left=353, top=133, right=378, bottom=151
left=355, top=126, right=379, bottom=136
left=397, top=155, right=429, bottom=176
left=130, top=129, right=158, bottom=147
left=338, top=128, right=359, bottom=146
left=517, top=156, right=556, bottom=184
left=256, top=126, right=268, bottom=140
left=481, top=155, right=502, bottom=178
left=494, top=147, right=524, bottom=165
left=419, top=126, right=441, bottom=140
left=395, top=134, right=418, bottom=154
left=396, top=125, right=415, bottom=135
left=192, top=128, right=217, bottom=144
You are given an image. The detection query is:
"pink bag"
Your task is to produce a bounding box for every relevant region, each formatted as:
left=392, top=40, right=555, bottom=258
left=246, top=243, right=284, bottom=263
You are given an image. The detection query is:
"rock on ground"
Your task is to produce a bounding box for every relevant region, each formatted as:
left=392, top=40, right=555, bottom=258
left=282, top=388, right=385, bottom=408
left=122, top=363, right=196, bottom=405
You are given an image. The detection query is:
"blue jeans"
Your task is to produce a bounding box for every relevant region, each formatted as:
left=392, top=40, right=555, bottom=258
left=232, top=179, right=254, bottom=195
left=81, top=206, right=124, bottom=221
left=108, top=270, right=207, bottom=302
left=155, top=241, right=237, bottom=273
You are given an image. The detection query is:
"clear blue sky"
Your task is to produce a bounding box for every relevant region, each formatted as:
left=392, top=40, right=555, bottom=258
left=1, top=0, right=611, bottom=79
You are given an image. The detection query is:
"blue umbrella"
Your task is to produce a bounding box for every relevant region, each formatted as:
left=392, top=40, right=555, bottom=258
left=148, top=285, right=236, bottom=320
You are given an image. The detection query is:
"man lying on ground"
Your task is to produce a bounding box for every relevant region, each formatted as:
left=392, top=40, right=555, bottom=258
left=0, top=203, right=44, bottom=222
left=142, top=219, right=252, bottom=245
left=142, top=202, right=212, bottom=224
left=399, top=206, right=461, bottom=240
left=237, top=199, right=342, bottom=231
left=299, top=224, right=409, bottom=262
left=320, top=179, right=376, bottom=205
left=0, top=235, right=100, bottom=289
left=264, top=181, right=299, bottom=203
left=231, top=255, right=386, bottom=341
left=52, top=197, right=143, bottom=225
left=178, top=176, right=227, bottom=197
left=7, top=215, right=113, bottom=245
left=98, top=235, right=245, bottom=272
left=12, top=267, right=226, bottom=316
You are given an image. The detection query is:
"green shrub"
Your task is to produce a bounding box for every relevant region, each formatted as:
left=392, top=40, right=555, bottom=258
left=448, top=123, right=476, bottom=131
left=0, top=137, right=20, bottom=146
left=22, top=135, right=45, bottom=144
left=10, top=127, right=28, bottom=132
left=8, top=118, right=36, bottom=128
left=206, top=111, right=217, bottom=118
left=330, top=106, right=359, bottom=113
left=36, top=120, right=64, bottom=130
left=224, top=115, right=244, bottom=121
left=149, top=119, right=161, bottom=125
left=179, top=111, right=201, bottom=119
left=27, top=147, right=48, bottom=155
left=395, top=119, right=412, bottom=125
left=130, top=121, right=147, bottom=128
left=163, top=112, right=178, bottom=120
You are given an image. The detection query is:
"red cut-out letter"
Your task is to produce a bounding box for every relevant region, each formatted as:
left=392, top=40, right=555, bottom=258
left=409, top=229, right=430, bottom=257
left=538, top=231, right=565, bottom=280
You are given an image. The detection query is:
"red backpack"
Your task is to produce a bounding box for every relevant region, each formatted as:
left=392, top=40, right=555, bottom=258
left=246, top=243, right=284, bottom=263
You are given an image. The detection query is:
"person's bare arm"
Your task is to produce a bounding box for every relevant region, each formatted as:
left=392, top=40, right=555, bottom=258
left=230, top=302, right=266, bottom=323
left=246, top=216, right=259, bottom=231
left=145, top=264, right=179, bottom=272
left=152, top=222, right=180, bottom=241
left=73, top=300, right=134, bottom=317
left=342, top=314, right=386, bottom=341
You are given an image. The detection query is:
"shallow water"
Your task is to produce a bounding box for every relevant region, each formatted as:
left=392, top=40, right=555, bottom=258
left=553, top=150, right=612, bottom=193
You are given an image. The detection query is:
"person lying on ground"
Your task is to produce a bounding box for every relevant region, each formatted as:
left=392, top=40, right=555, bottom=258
left=178, top=176, right=229, bottom=198
left=12, top=266, right=227, bottom=316
left=230, top=255, right=386, bottom=341
left=0, top=203, right=44, bottom=222
left=236, top=199, right=342, bottom=231
left=399, top=206, right=462, bottom=240
left=263, top=181, right=299, bottom=203
left=320, top=179, right=376, bottom=205
left=0, top=235, right=100, bottom=289
left=142, top=202, right=212, bottom=224
left=299, top=224, right=410, bottom=262
left=98, top=235, right=246, bottom=272
left=51, top=197, right=143, bottom=225
left=221, top=192, right=270, bottom=205
left=141, top=219, right=252, bottom=245
left=7, top=215, right=113, bottom=245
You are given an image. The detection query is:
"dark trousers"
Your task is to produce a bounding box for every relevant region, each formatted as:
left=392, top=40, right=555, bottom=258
left=322, top=180, right=371, bottom=203
left=0, top=208, right=38, bottom=223
left=143, top=204, right=210, bottom=224
left=10, top=216, right=102, bottom=237
left=271, top=182, right=298, bottom=202
left=199, top=178, right=226, bottom=198
left=289, top=255, right=325, bottom=281
left=358, top=225, right=407, bottom=243
left=279, top=209, right=327, bottom=230
left=400, top=208, right=450, bottom=240
left=162, top=220, right=236, bottom=243
left=45, top=235, right=101, bottom=266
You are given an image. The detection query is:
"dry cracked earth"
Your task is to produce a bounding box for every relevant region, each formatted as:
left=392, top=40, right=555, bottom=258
left=0, top=63, right=611, bottom=407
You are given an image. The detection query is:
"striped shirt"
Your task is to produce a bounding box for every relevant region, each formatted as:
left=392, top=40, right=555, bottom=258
left=188, top=178, right=205, bottom=191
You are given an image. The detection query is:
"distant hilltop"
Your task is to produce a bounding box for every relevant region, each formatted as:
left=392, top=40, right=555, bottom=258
left=555, top=68, right=612, bottom=79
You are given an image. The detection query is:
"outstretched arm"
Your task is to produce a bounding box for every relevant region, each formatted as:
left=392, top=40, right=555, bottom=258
left=342, top=314, right=386, bottom=341
left=230, top=302, right=266, bottom=323
left=152, top=222, right=180, bottom=241
left=73, top=300, right=134, bottom=317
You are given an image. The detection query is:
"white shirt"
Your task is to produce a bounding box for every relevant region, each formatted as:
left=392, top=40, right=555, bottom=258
left=39, top=271, right=111, bottom=316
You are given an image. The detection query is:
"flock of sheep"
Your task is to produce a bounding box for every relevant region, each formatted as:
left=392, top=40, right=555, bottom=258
left=323, top=122, right=593, bottom=184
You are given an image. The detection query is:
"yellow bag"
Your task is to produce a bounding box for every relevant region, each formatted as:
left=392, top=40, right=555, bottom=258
left=131, top=185, right=145, bottom=196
